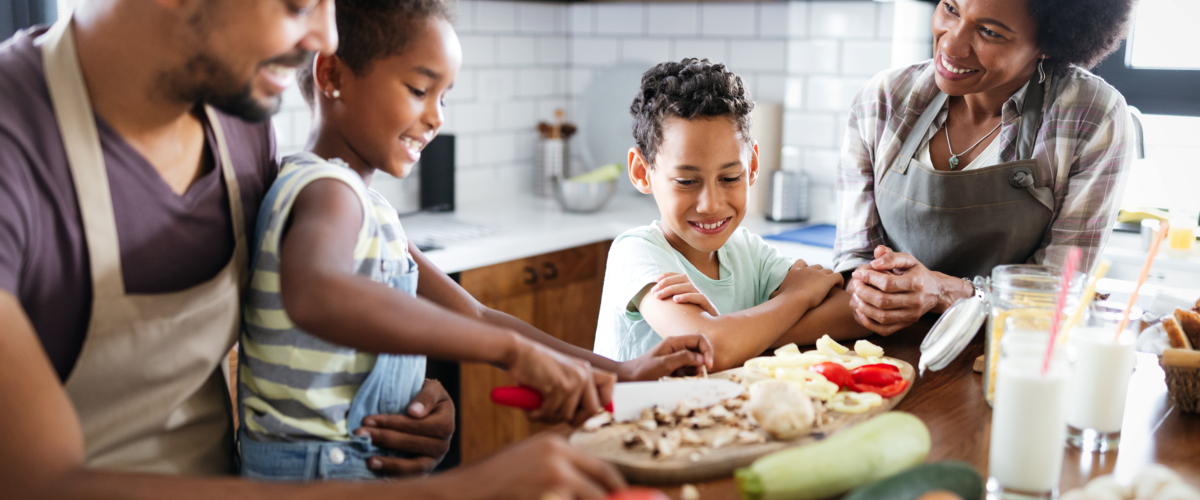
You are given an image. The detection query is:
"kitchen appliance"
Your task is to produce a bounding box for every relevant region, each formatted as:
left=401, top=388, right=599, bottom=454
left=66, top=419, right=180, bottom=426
left=372, top=134, right=455, bottom=215
left=490, top=379, right=744, bottom=422
left=768, top=170, right=809, bottom=222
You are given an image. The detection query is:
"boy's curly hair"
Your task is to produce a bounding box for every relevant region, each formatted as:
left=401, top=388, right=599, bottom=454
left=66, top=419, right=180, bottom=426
left=1028, top=0, right=1134, bottom=72
left=630, top=58, right=754, bottom=166
left=297, top=0, right=453, bottom=106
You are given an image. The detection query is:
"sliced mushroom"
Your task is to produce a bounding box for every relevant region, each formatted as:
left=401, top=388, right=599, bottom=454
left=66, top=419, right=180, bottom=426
left=710, top=428, right=740, bottom=449
left=683, top=414, right=715, bottom=429
left=708, top=405, right=732, bottom=422
left=582, top=412, right=613, bottom=432
left=736, top=430, right=767, bottom=444
left=680, top=428, right=706, bottom=446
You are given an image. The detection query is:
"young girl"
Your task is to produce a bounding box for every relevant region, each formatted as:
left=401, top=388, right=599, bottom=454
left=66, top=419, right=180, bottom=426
left=237, top=0, right=711, bottom=482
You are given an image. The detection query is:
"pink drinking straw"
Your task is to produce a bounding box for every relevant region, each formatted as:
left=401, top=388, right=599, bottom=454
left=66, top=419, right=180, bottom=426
left=1042, top=246, right=1081, bottom=376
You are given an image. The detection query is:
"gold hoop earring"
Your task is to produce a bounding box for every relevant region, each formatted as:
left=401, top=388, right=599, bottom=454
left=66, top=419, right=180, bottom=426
left=1037, top=58, right=1046, bottom=84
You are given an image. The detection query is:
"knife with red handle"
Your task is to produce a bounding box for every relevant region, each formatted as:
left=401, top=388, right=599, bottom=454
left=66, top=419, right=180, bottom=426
left=489, top=385, right=613, bottom=412
left=490, top=379, right=742, bottom=421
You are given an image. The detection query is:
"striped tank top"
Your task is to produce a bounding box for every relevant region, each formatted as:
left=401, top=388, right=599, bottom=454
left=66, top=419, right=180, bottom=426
left=239, top=152, right=418, bottom=442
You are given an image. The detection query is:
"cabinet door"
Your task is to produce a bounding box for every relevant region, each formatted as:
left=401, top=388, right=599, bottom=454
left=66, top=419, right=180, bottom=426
left=533, top=241, right=608, bottom=351
left=459, top=259, right=537, bottom=464
left=457, top=241, right=611, bottom=464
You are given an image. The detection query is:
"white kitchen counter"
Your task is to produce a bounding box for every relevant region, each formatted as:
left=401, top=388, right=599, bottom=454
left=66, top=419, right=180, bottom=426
left=404, top=193, right=1199, bottom=311
left=403, top=192, right=830, bottom=274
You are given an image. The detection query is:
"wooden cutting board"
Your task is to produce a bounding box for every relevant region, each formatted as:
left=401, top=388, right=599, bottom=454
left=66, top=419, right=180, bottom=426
left=569, top=357, right=916, bottom=485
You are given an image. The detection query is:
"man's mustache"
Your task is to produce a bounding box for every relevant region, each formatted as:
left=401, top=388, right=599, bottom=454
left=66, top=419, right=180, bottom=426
left=260, top=50, right=315, bottom=69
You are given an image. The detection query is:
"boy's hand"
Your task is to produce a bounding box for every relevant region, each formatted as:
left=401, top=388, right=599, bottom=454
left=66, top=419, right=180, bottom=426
left=616, top=334, right=715, bottom=380
left=506, top=337, right=615, bottom=426
left=650, top=272, right=718, bottom=316
left=774, top=259, right=844, bottom=309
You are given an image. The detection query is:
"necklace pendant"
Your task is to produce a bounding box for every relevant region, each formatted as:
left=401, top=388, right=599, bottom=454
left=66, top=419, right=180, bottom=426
left=949, top=156, right=960, bottom=169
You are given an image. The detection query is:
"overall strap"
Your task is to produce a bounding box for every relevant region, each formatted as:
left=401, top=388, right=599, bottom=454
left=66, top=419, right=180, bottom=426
left=891, top=91, right=949, bottom=176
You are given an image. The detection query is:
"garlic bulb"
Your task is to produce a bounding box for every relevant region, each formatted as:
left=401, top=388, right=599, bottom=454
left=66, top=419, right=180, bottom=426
left=746, top=379, right=816, bottom=440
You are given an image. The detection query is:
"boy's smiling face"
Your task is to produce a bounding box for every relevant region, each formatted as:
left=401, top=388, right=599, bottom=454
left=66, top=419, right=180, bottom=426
left=630, top=116, right=759, bottom=262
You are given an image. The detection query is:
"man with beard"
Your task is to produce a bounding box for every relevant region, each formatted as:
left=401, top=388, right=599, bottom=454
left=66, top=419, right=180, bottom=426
left=0, top=0, right=628, bottom=497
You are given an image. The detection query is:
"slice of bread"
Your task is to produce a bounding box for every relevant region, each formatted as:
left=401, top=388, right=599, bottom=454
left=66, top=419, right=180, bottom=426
left=1164, top=316, right=1193, bottom=350
left=1176, top=308, right=1200, bottom=350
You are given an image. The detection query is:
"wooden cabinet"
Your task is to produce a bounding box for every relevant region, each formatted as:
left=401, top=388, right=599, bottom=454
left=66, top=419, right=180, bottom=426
left=458, top=240, right=611, bottom=464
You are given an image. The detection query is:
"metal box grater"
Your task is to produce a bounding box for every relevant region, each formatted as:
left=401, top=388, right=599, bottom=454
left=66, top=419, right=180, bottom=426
left=769, top=170, right=809, bottom=222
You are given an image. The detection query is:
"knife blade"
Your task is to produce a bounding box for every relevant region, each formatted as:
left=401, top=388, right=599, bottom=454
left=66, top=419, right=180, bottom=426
left=490, top=379, right=744, bottom=422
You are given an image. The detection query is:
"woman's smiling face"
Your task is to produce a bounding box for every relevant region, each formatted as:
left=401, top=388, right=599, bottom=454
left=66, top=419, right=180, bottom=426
left=931, top=0, right=1043, bottom=97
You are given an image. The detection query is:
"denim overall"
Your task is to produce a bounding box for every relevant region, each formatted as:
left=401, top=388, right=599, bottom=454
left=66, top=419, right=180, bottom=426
left=238, top=166, right=427, bottom=481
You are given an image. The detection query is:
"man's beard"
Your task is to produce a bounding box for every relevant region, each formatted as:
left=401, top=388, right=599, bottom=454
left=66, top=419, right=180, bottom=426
left=160, top=49, right=312, bottom=123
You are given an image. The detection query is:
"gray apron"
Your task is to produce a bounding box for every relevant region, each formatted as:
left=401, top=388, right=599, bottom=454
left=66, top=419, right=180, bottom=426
left=875, top=76, right=1058, bottom=279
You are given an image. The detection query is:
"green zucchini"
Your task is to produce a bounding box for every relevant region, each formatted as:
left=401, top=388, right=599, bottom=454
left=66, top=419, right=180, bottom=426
left=841, top=461, right=984, bottom=500
left=736, top=412, right=931, bottom=500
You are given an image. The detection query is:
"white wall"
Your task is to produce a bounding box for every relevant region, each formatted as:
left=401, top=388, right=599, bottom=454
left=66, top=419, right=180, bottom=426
left=272, top=0, right=904, bottom=219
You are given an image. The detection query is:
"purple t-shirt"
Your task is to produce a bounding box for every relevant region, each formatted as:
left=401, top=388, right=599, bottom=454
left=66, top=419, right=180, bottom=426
left=0, top=27, right=279, bottom=381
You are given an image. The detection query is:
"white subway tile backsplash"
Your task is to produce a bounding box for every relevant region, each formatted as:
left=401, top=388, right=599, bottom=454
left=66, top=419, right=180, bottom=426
left=759, top=3, right=789, bottom=38
left=785, top=113, right=838, bottom=148
left=455, top=134, right=479, bottom=168
left=568, top=68, right=593, bottom=96
left=477, top=132, right=519, bottom=164
left=568, top=4, right=594, bottom=35
left=673, top=38, right=729, bottom=64
left=538, top=37, right=569, bottom=65
left=459, top=35, right=496, bottom=67
left=788, top=40, right=839, bottom=74
left=497, top=100, right=538, bottom=131
left=757, top=74, right=787, bottom=103
left=700, top=4, right=756, bottom=38
left=802, top=148, right=841, bottom=185
left=805, top=76, right=869, bottom=112
left=446, top=69, right=476, bottom=104
left=841, top=40, right=892, bottom=76
left=454, top=0, right=477, bottom=34
left=730, top=40, right=786, bottom=72
left=516, top=130, right=539, bottom=162
left=787, top=1, right=809, bottom=38
left=876, top=2, right=895, bottom=39
left=595, top=3, right=645, bottom=36
left=571, top=38, right=620, bottom=67
left=646, top=4, right=698, bottom=36
left=517, top=68, right=559, bottom=98
left=450, top=102, right=497, bottom=133
left=621, top=39, right=672, bottom=65
left=892, top=41, right=932, bottom=68
left=784, top=77, right=804, bottom=109
left=810, top=1, right=877, bottom=40
left=476, top=1, right=518, bottom=33
left=517, top=3, right=564, bottom=35
left=739, top=73, right=758, bottom=100
left=477, top=69, right=517, bottom=101
left=833, top=111, right=851, bottom=149
left=498, top=36, right=538, bottom=65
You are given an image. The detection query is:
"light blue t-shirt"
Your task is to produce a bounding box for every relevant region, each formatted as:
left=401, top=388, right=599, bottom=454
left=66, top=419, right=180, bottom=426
left=593, top=222, right=795, bottom=361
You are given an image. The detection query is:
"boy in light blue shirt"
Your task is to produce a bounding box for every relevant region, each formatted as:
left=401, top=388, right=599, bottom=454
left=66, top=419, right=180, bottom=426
left=594, top=59, right=868, bottom=370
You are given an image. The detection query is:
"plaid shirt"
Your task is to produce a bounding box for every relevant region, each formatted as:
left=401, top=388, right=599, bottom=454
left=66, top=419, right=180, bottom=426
left=833, top=61, right=1134, bottom=276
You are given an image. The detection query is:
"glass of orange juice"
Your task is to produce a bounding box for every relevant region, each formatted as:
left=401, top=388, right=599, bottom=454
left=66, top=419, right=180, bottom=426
left=1168, top=208, right=1197, bottom=253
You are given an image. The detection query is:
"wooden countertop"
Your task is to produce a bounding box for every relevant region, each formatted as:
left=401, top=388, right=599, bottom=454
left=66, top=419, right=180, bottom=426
left=654, top=319, right=1200, bottom=499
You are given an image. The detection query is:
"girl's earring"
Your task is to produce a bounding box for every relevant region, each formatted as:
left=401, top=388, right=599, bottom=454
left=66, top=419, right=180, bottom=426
left=331, top=89, right=341, bottom=99
left=1037, top=58, right=1046, bottom=84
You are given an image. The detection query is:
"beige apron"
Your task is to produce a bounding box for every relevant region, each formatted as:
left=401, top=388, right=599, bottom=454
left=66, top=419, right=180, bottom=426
left=40, top=15, right=247, bottom=475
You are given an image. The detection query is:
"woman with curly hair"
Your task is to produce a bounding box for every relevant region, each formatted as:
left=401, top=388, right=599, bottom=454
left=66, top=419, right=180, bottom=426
left=834, top=0, right=1137, bottom=335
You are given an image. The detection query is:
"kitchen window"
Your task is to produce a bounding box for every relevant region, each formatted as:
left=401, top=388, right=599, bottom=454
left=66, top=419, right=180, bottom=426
left=1093, top=0, right=1200, bottom=117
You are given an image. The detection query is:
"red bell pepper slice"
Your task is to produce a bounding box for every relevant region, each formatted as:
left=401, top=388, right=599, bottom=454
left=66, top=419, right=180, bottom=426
left=853, top=379, right=909, bottom=398
left=851, top=364, right=901, bottom=387
left=809, top=362, right=855, bottom=390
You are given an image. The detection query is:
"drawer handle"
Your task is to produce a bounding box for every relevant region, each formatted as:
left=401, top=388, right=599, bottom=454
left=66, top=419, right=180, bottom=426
left=541, top=262, right=558, bottom=281
left=523, top=266, right=538, bottom=285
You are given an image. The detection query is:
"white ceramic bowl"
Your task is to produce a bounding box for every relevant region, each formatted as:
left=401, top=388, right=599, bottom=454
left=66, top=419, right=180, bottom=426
left=553, top=178, right=616, bottom=213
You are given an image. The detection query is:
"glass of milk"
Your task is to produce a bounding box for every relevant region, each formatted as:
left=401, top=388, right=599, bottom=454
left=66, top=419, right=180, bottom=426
left=1065, top=302, right=1139, bottom=452
left=988, top=315, right=1069, bottom=499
